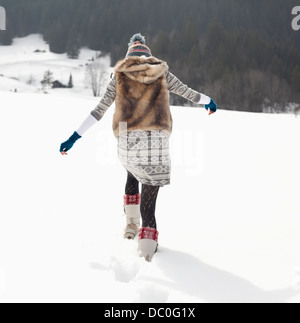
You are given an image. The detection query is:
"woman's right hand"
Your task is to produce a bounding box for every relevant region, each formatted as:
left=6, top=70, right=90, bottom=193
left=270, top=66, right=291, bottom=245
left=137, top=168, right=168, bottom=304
left=60, top=131, right=81, bottom=155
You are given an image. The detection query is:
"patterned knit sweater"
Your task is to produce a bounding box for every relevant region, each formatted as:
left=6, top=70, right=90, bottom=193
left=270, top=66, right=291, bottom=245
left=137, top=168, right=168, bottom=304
left=91, top=71, right=201, bottom=122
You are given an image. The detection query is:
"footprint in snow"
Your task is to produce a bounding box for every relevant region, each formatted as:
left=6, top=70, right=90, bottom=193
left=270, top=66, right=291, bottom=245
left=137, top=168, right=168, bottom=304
left=109, top=238, right=143, bottom=283
left=110, top=257, right=140, bottom=283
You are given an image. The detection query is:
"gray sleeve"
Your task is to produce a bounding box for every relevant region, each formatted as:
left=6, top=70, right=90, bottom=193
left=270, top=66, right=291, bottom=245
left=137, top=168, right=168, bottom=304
left=91, top=77, right=117, bottom=121
left=166, top=71, right=201, bottom=103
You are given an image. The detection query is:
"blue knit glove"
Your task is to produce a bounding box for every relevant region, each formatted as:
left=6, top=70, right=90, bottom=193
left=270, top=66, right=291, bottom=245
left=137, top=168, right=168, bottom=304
left=205, top=99, right=217, bottom=114
left=60, top=131, right=81, bottom=154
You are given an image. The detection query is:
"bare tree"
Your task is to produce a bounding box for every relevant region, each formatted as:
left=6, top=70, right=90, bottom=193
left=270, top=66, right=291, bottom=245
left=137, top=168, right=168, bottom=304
left=27, top=74, right=36, bottom=85
left=295, top=105, right=300, bottom=118
left=86, top=58, right=109, bottom=97
left=41, top=70, right=54, bottom=90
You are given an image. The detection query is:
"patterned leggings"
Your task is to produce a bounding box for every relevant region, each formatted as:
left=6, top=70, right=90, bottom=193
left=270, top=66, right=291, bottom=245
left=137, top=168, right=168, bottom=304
left=125, top=172, right=160, bottom=229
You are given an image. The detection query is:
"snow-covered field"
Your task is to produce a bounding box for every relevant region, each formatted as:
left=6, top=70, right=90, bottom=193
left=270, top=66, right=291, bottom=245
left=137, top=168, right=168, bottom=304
left=0, top=35, right=300, bottom=303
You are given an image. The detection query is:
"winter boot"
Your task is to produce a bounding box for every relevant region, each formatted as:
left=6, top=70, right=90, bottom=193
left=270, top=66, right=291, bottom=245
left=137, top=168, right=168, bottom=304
left=123, top=194, right=141, bottom=239
left=138, top=227, right=159, bottom=262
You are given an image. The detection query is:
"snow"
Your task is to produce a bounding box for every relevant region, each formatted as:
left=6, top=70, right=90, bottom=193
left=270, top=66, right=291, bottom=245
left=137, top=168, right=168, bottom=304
left=1, top=35, right=300, bottom=303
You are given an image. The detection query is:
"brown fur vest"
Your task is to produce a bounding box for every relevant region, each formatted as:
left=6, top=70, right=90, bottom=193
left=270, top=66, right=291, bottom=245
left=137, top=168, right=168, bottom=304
left=113, top=56, right=172, bottom=137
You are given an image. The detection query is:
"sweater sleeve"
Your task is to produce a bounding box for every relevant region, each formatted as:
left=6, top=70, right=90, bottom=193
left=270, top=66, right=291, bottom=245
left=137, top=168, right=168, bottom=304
left=166, top=71, right=211, bottom=104
left=76, top=114, right=98, bottom=136
left=90, top=77, right=117, bottom=121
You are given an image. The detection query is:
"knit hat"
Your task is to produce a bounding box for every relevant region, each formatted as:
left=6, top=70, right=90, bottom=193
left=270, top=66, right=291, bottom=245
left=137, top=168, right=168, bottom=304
left=126, top=33, right=152, bottom=58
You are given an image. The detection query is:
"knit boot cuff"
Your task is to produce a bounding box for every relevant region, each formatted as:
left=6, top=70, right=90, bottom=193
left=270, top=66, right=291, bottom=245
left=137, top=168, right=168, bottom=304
left=124, top=194, right=141, bottom=205
left=138, top=227, right=159, bottom=243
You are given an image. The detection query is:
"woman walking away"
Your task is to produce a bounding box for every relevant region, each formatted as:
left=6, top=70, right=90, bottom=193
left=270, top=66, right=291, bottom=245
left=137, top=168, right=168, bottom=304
left=60, top=33, right=217, bottom=262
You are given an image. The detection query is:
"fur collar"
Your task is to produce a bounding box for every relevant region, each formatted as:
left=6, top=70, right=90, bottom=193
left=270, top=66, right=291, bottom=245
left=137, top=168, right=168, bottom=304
left=114, top=56, right=169, bottom=84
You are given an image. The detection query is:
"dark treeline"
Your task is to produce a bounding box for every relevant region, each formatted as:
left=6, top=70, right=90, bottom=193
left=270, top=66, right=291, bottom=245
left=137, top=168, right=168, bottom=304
left=1, top=0, right=300, bottom=112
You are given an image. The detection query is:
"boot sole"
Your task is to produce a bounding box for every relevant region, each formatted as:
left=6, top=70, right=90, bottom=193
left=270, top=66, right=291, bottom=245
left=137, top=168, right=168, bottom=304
left=124, top=232, right=136, bottom=240
left=124, top=226, right=138, bottom=240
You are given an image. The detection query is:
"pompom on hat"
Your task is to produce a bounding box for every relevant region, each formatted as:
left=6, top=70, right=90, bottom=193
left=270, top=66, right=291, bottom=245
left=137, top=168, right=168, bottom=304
left=126, top=33, right=152, bottom=58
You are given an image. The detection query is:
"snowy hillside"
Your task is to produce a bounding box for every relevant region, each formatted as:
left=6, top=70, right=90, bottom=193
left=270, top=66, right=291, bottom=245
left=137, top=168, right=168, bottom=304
left=0, top=36, right=300, bottom=303
left=0, top=34, right=110, bottom=96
